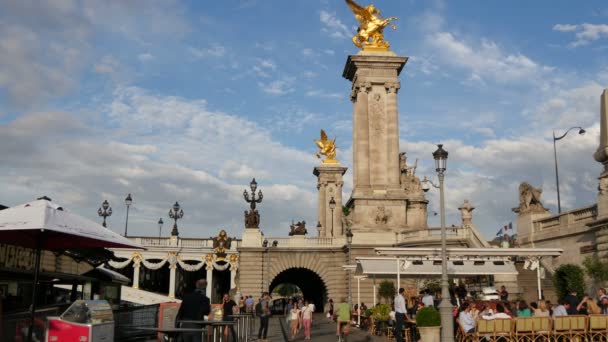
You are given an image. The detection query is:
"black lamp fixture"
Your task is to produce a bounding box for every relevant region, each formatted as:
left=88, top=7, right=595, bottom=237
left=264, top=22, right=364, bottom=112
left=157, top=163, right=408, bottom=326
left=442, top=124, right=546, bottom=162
left=158, top=218, right=164, bottom=238
left=432, top=144, right=448, bottom=173
left=169, top=201, right=184, bottom=237
left=97, top=200, right=112, bottom=228
left=124, top=193, right=133, bottom=237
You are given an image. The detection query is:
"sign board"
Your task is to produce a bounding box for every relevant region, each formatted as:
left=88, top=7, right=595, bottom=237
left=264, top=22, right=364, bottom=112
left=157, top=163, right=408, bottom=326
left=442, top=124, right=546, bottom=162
left=158, top=302, right=180, bottom=342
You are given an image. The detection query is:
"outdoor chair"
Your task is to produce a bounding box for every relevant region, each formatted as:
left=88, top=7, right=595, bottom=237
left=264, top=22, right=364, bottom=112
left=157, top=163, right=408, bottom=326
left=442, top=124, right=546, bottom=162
left=588, top=314, right=608, bottom=341
left=456, top=318, right=475, bottom=342
left=475, top=318, right=513, bottom=342
left=386, top=326, right=394, bottom=340
left=552, top=315, right=587, bottom=342
left=513, top=316, right=551, bottom=342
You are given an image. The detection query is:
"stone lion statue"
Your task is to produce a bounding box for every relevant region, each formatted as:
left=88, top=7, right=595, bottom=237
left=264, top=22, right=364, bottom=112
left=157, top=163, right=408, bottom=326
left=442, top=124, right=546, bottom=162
left=518, top=182, right=546, bottom=213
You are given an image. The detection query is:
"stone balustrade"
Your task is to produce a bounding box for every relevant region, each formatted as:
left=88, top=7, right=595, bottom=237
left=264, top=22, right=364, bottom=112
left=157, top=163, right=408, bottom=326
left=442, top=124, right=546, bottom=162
left=128, top=236, right=241, bottom=250
left=534, top=205, right=597, bottom=232
left=261, top=236, right=342, bottom=248
left=396, top=227, right=470, bottom=245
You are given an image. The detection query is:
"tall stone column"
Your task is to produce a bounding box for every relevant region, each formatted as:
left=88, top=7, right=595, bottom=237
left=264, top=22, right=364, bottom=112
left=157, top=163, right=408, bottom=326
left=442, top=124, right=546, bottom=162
left=342, top=53, right=411, bottom=235
left=205, top=254, right=213, bottom=298
left=168, top=255, right=177, bottom=299
left=595, top=89, right=608, bottom=218
left=132, top=257, right=141, bottom=289
left=314, top=164, right=348, bottom=237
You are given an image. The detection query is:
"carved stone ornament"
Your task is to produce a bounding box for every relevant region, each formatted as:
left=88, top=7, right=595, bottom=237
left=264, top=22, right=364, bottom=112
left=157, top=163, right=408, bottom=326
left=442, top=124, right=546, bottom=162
left=213, top=230, right=232, bottom=261
left=458, top=200, right=475, bottom=227
left=599, top=176, right=608, bottom=195
left=375, top=206, right=391, bottom=225
left=514, top=182, right=548, bottom=214
left=244, top=209, right=260, bottom=228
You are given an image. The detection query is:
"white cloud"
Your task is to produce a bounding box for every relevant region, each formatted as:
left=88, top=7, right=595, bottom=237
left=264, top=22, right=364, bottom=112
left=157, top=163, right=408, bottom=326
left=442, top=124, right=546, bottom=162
left=138, top=53, right=154, bottom=62
left=553, top=24, right=578, bottom=32
left=426, top=31, right=553, bottom=83
left=553, top=23, right=608, bottom=47
left=258, top=78, right=295, bottom=95
left=189, top=44, right=226, bottom=58
left=94, top=55, right=121, bottom=74
left=306, top=90, right=344, bottom=100
left=320, top=10, right=351, bottom=39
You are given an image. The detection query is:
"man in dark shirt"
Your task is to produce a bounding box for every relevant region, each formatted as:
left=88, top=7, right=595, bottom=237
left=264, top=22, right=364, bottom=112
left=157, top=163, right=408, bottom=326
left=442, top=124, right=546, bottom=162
left=175, top=279, right=210, bottom=342
left=564, top=290, right=580, bottom=315
left=499, top=286, right=509, bottom=302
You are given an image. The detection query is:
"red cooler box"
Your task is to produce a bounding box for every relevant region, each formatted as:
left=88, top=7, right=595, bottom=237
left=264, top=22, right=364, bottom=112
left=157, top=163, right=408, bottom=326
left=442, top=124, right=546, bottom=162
left=46, top=300, right=114, bottom=342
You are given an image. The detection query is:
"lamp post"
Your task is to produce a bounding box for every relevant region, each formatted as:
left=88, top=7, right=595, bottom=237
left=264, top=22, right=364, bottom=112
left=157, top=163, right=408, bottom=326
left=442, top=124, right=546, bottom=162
left=553, top=127, right=585, bottom=213
left=346, top=228, right=353, bottom=308
left=263, top=239, right=278, bottom=292
left=124, top=193, right=132, bottom=236
left=329, top=197, right=336, bottom=237
left=169, top=201, right=184, bottom=237
left=97, top=200, right=112, bottom=228
left=433, top=144, right=452, bottom=342
left=158, top=218, right=164, bottom=238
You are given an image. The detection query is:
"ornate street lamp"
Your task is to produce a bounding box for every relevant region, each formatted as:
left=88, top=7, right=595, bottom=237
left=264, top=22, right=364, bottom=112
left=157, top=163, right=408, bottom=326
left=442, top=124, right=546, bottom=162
left=329, top=197, right=336, bottom=237
left=243, top=178, right=264, bottom=228
left=432, top=144, right=452, bottom=342
left=168, top=201, right=184, bottom=237
left=553, top=127, right=585, bottom=213
left=317, top=221, right=322, bottom=236
left=97, top=200, right=112, bottom=228
left=158, top=218, right=164, bottom=238
left=346, top=228, right=354, bottom=308
left=124, top=193, right=133, bottom=237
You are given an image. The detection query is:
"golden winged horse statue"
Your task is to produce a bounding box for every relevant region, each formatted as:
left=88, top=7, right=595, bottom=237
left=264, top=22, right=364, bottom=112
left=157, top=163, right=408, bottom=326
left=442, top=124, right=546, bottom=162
left=314, top=129, right=338, bottom=164
left=345, top=0, right=397, bottom=51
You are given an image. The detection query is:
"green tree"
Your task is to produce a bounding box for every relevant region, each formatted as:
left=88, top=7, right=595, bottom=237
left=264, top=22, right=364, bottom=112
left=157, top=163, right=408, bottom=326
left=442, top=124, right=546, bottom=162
left=378, top=280, right=396, bottom=303
left=274, top=283, right=299, bottom=298
left=583, top=256, right=608, bottom=283
left=553, top=263, right=586, bottom=300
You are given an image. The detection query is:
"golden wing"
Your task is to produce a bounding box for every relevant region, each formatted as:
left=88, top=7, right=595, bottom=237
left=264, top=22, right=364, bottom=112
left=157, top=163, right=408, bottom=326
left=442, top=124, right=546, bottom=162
left=314, top=139, right=325, bottom=149
left=345, top=0, right=372, bottom=22
left=320, top=129, right=328, bottom=142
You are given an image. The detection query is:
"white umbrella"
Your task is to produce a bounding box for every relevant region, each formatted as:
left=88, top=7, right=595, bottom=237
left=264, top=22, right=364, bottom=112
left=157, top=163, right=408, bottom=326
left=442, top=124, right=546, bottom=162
left=0, top=198, right=143, bottom=342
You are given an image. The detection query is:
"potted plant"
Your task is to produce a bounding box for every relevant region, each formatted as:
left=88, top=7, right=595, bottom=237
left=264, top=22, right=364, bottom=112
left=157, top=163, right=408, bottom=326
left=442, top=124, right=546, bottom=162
left=372, top=304, right=391, bottom=333
left=415, top=307, right=441, bottom=342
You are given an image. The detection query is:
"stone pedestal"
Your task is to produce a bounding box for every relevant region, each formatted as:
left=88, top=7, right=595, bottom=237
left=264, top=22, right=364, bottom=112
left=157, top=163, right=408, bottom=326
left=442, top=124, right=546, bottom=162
left=314, top=164, right=348, bottom=237
left=342, top=52, right=423, bottom=234
left=241, top=228, right=263, bottom=247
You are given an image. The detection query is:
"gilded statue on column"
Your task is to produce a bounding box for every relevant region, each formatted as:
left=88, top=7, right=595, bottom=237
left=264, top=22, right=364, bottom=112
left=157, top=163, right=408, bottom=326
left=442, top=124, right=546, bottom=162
left=314, top=129, right=338, bottom=164
left=345, top=0, right=397, bottom=51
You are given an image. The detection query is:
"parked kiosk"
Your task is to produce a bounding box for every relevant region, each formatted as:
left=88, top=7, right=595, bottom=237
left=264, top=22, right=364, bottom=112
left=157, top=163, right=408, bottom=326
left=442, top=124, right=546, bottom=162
left=46, top=300, right=114, bottom=342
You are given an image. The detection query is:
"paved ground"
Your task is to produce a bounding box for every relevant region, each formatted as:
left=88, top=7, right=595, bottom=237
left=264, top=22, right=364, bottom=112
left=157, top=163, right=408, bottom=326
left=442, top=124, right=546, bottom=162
left=264, top=313, right=374, bottom=342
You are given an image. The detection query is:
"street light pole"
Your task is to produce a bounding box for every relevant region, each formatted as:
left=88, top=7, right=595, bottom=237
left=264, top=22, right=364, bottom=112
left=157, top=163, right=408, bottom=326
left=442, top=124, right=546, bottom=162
left=124, top=193, right=132, bottom=237
left=553, top=127, right=585, bottom=213
left=346, top=228, right=353, bottom=308
left=169, top=201, right=184, bottom=237
left=432, top=144, right=452, bottom=342
left=158, top=218, right=164, bottom=239
left=97, top=200, right=112, bottom=228
left=329, top=197, right=336, bottom=237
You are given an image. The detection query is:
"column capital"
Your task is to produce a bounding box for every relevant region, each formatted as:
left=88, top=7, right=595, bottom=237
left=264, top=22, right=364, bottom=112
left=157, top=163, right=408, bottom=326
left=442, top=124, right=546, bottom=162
left=384, top=81, right=400, bottom=94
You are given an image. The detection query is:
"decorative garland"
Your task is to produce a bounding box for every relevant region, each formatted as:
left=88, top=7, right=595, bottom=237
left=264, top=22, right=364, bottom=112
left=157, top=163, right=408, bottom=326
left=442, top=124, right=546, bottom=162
left=177, top=258, right=206, bottom=272
left=141, top=257, right=168, bottom=270
left=109, top=253, right=238, bottom=272
left=108, top=257, right=133, bottom=269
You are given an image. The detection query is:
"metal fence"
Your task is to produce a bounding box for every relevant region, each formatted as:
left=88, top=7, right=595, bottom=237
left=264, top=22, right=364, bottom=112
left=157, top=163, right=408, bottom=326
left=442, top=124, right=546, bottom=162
left=114, top=303, right=160, bottom=341
left=1, top=304, right=68, bottom=342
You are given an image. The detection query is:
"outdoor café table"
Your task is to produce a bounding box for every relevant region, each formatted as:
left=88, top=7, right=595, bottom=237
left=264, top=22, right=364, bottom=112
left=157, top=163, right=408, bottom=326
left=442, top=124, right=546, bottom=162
left=178, top=320, right=238, bottom=342
left=135, top=327, right=206, bottom=342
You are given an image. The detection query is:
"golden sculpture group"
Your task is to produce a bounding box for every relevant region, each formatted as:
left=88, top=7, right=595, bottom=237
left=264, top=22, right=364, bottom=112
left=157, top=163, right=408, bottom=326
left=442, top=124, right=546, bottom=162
left=345, top=0, right=397, bottom=51
left=314, top=129, right=338, bottom=164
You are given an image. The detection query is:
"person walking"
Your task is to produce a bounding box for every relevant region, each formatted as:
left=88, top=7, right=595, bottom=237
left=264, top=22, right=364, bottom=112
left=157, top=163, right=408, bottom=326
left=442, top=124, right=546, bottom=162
left=325, top=298, right=335, bottom=320
left=302, top=300, right=314, bottom=340
left=222, top=293, right=237, bottom=342
left=289, top=302, right=300, bottom=340
left=333, top=297, right=351, bottom=341
left=175, top=279, right=210, bottom=342
left=394, top=287, right=407, bottom=342
left=257, top=292, right=271, bottom=341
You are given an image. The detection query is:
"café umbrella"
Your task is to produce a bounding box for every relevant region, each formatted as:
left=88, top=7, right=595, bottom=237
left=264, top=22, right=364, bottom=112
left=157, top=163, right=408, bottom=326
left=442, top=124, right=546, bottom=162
left=0, top=197, right=143, bottom=342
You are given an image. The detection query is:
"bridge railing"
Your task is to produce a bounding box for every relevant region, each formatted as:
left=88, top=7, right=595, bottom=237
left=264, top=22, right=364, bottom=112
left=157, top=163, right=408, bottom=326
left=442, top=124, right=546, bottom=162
left=396, top=227, right=469, bottom=244
left=264, top=237, right=341, bottom=247
left=533, top=204, right=597, bottom=232
left=128, top=237, right=241, bottom=250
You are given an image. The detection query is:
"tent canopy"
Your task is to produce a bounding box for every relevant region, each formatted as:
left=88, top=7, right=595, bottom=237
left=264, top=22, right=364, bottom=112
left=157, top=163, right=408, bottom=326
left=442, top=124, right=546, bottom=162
left=356, top=257, right=518, bottom=276
left=0, top=199, right=142, bottom=250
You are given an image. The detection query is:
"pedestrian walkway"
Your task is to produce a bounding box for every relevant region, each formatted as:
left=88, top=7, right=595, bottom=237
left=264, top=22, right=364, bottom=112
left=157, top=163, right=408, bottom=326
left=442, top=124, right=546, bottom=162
left=266, top=313, right=372, bottom=342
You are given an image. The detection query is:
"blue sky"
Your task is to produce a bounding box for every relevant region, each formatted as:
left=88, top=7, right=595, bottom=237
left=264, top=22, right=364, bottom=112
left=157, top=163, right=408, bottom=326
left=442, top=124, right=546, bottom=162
left=1, top=0, right=607, bottom=240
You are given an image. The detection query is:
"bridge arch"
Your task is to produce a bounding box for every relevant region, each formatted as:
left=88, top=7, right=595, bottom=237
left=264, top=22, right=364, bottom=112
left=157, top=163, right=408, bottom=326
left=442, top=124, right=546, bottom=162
left=269, top=267, right=328, bottom=312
